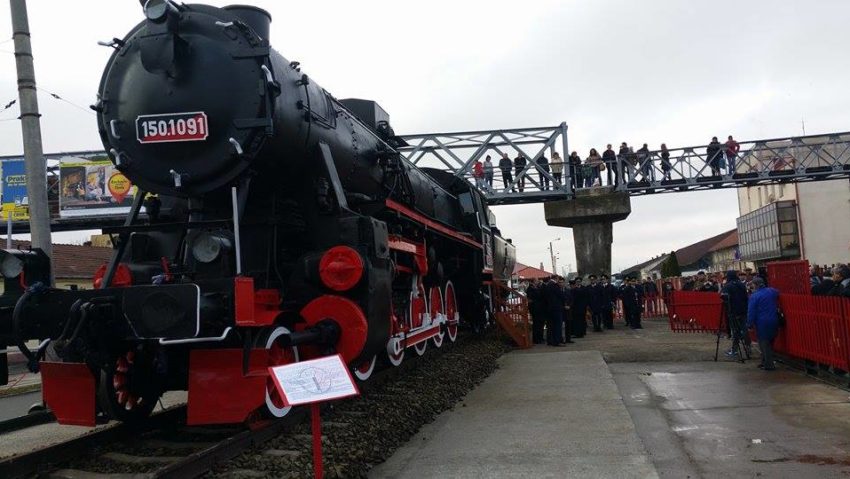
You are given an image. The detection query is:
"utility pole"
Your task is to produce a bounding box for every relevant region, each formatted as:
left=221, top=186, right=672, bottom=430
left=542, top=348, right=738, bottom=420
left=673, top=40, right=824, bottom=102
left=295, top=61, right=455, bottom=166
left=548, top=237, right=560, bottom=275
left=10, top=0, right=52, bottom=280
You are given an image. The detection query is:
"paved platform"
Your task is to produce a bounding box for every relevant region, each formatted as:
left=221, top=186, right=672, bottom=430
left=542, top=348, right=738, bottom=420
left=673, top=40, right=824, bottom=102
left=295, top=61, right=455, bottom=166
left=370, top=349, right=658, bottom=478
left=614, top=361, right=850, bottom=478
left=372, top=318, right=850, bottom=478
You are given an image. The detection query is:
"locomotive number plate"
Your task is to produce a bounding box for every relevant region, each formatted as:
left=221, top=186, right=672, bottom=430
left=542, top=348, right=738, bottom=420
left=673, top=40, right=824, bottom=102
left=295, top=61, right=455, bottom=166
left=136, top=112, right=209, bottom=144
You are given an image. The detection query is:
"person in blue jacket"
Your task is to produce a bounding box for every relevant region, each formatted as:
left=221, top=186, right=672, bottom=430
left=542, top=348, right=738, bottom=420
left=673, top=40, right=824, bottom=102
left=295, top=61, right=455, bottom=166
left=746, top=277, right=780, bottom=371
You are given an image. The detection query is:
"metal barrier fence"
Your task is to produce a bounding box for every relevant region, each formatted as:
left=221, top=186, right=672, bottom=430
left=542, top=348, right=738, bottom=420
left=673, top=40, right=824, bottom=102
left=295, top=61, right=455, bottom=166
left=667, top=289, right=850, bottom=371
left=492, top=283, right=532, bottom=349
left=667, top=291, right=724, bottom=333
left=767, top=260, right=811, bottom=295
left=775, top=294, right=850, bottom=371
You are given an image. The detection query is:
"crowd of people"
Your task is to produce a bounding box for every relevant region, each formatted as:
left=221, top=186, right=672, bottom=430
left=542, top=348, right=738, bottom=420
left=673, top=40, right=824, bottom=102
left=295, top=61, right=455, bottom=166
left=469, top=135, right=742, bottom=193
left=521, top=274, right=652, bottom=347
left=519, top=264, right=850, bottom=371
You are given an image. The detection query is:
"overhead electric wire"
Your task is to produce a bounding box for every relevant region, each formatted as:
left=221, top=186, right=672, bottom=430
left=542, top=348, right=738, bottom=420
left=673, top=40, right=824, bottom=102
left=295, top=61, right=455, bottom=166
left=36, top=87, right=95, bottom=116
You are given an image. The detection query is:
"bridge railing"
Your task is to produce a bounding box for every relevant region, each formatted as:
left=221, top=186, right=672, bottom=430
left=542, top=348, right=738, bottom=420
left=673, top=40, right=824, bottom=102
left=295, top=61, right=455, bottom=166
left=616, top=132, right=850, bottom=195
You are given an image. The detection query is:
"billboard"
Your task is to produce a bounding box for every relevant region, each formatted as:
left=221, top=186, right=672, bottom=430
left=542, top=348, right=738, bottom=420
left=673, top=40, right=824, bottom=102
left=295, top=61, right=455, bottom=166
left=59, top=158, right=136, bottom=218
left=1, top=160, right=29, bottom=221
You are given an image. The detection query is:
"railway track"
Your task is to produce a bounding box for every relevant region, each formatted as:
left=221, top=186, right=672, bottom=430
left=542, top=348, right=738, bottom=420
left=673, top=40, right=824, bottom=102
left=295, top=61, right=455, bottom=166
left=0, top=409, right=54, bottom=434
left=0, top=335, right=467, bottom=479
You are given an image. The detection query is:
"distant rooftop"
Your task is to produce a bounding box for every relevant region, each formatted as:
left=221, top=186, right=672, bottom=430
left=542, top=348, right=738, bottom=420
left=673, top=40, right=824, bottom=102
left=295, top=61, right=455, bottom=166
left=2, top=239, right=111, bottom=279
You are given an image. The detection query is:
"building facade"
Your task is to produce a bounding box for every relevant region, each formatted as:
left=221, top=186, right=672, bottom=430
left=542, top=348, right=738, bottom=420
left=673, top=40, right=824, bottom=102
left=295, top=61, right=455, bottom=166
left=737, top=179, right=850, bottom=266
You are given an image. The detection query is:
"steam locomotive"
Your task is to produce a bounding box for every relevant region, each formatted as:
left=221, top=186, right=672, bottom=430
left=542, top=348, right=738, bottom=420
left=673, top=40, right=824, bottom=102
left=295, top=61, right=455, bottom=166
left=0, top=1, right=515, bottom=426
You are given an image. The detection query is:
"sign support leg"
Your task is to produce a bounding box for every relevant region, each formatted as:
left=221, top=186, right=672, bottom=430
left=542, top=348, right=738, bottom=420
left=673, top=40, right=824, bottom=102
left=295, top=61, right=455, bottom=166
left=311, top=402, right=323, bottom=479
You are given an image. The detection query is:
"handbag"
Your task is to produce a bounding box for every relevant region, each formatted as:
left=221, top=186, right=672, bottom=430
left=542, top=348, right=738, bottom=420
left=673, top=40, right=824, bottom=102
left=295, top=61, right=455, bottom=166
left=599, top=162, right=606, bottom=171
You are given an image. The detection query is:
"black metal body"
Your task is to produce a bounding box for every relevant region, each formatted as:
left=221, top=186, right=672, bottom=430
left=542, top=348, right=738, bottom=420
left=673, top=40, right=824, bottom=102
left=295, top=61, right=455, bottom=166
left=0, top=2, right=516, bottom=409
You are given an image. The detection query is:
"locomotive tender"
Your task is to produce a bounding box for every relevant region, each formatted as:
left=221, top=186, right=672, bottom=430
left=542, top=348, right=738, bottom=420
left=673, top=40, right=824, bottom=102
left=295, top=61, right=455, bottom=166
left=0, top=1, right=515, bottom=426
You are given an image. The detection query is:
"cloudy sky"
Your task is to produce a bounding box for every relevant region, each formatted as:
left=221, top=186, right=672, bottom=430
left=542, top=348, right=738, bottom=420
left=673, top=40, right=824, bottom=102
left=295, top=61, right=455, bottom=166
left=0, top=0, right=847, bottom=272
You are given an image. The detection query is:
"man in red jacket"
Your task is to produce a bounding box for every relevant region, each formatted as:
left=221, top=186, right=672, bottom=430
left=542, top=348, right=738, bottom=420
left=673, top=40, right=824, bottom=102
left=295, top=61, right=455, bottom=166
left=725, top=135, right=740, bottom=174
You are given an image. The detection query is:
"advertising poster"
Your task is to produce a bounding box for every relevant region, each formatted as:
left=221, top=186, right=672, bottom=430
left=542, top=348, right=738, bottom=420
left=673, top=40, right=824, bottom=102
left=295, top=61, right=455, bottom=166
left=1, top=160, right=29, bottom=221
left=59, top=157, right=136, bottom=218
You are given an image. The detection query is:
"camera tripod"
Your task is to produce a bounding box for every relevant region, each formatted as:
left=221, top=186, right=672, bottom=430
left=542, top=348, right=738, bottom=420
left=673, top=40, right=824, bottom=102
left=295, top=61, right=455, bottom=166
left=715, top=296, right=752, bottom=363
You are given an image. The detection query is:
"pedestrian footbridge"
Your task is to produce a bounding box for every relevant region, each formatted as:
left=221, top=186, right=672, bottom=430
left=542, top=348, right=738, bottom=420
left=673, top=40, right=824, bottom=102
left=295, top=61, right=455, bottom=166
left=400, top=124, right=850, bottom=205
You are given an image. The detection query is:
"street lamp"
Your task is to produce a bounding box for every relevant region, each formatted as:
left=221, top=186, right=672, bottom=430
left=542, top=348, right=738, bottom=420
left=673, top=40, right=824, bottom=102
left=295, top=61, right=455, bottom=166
left=549, top=237, right=561, bottom=275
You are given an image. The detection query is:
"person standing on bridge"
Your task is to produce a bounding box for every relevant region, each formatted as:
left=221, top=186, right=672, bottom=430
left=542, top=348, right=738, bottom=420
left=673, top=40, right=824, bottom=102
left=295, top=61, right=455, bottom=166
left=514, top=153, right=527, bottom=192
left=603, top=144, right=618, bottom=186
left=586, top=148, right=603, bottom=187
left=536, top=154, right=550, bottom=190
left=618, top=142, right=630, bottom=183
left=484, top=155, right=495, bottom=191
left=660, top=143, right=672, bottom=181
left=472, top=159, right=486, bottom=190
left=747, top=277, right=780, bottom=371
left=568, top=151, right=583, bottom=191
left=637, top=143, right=653, bottom=182
left=707, top=136, right=723, bottom=176
left=725, top=135, right=740, bottom=175
left=499, top=153, right=514, bottom=192
left=551, top=152, right=564, bottom=186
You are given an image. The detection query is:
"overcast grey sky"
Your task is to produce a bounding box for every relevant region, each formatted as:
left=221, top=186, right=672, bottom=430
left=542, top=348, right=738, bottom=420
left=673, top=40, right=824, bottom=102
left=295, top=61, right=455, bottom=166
left=0, top=0, right=847, bottom=272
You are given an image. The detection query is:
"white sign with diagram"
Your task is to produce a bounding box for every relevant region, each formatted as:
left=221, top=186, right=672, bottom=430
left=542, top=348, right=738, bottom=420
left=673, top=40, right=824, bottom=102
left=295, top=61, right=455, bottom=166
left=268, top=354, right=360, bottom=406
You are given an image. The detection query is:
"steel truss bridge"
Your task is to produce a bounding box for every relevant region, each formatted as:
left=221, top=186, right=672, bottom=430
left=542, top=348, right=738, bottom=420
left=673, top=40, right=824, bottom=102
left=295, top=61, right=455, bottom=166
left=400, top=123, right=850, bottom=205
left=1, top=124, right=849, bottom=232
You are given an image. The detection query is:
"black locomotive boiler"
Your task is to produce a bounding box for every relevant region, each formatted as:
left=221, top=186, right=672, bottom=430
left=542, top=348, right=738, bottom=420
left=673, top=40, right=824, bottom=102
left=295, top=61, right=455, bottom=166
left=0, top=1, right=515, bottom=426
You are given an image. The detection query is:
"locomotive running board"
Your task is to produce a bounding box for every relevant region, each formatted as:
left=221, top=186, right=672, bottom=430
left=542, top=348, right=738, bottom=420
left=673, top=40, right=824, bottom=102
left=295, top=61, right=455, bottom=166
left=388, top=322, right=442, bottom=355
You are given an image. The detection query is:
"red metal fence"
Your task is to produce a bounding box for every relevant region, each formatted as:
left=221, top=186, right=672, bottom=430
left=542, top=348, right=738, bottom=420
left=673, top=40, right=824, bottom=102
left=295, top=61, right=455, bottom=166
left=767, top=260, right=810, bottom=295
left=666, top=289, right=850, bottom=371
left=774, top=294, right=850, bottom=371
left=667, top=291, right=724, bottom=333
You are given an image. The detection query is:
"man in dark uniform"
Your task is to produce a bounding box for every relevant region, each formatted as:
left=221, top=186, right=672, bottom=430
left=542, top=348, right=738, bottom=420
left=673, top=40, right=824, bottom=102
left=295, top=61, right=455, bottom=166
left=643, top=278, right=659, bottom=317
left=571, top=278, right=588, bottom=337
left=601, top=274, right=617, bottom=329
left=527, top=279, right=545, bottom=344
left=622, top=277, right=643, bottom=329
left=634, top=278, right=645, bottom=326
left=544, top=277, right=567, bottom=346
left=587, top=275, right=605, bottom=332
left=559, top=277, right=574, bottom=343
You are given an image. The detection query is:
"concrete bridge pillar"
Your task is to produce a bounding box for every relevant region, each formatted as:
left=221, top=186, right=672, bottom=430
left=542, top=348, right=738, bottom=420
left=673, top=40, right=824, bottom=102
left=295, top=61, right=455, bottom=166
left=544, top=187, right=631, bottom=276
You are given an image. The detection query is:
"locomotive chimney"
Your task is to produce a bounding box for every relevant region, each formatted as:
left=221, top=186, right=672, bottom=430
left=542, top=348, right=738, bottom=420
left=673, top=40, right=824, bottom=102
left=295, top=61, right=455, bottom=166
left=223, top=5, right=272, bottom=43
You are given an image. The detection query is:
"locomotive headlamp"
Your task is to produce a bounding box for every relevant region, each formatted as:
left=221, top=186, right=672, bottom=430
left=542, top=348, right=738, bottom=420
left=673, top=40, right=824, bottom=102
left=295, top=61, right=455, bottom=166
left=0, top=253, right=23, bottom=278
left=0, top=248, right=51, bottom=291
left=191, top=232, right=232, bottom=264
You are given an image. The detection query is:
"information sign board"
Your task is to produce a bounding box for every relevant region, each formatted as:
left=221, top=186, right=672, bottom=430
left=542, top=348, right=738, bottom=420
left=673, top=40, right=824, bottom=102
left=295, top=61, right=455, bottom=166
left=268, top=354, right=359, bottom=407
